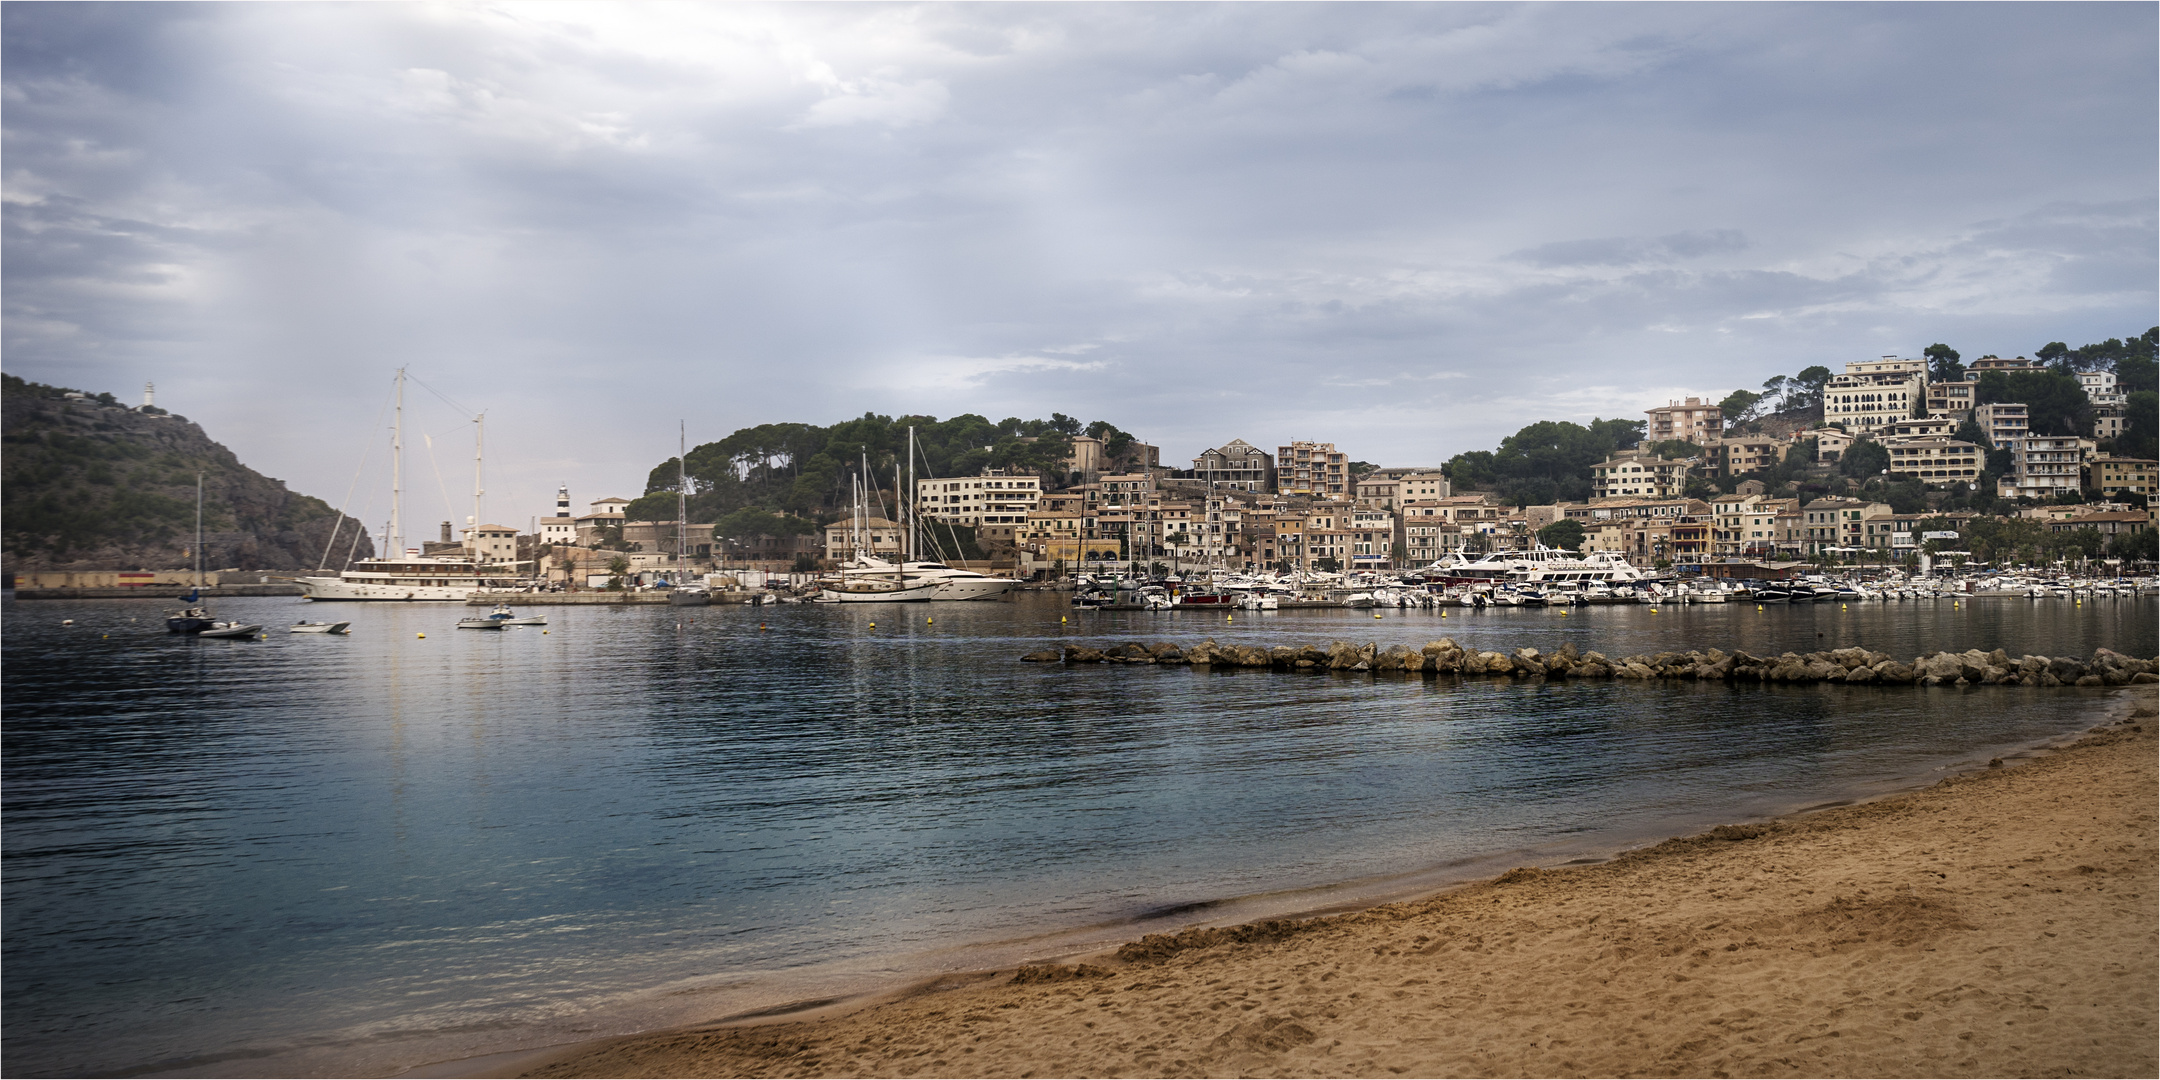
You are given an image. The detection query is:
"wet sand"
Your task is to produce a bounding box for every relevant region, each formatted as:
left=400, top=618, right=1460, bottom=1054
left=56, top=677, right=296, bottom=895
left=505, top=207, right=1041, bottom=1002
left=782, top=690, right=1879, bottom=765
left=518, top=696, right=2157, bottom=1079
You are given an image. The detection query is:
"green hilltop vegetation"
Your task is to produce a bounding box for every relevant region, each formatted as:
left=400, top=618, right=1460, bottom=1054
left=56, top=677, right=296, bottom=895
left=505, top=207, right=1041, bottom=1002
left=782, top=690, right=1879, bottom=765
left=629, top=412, right=1143, bottom=528
left=2, top=373, right=372, bottom=571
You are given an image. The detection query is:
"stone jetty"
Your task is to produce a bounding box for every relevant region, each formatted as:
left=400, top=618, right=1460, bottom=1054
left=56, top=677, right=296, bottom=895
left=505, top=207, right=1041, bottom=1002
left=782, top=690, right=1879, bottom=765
left=1020, top=638, right=2160, bottom=687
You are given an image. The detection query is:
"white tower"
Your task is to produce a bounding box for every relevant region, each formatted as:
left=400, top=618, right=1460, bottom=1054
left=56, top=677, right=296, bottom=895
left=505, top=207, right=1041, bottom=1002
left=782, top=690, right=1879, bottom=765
left=556, top=484, right=570, bottom=517
left=143, top=382, right=155, bottom=408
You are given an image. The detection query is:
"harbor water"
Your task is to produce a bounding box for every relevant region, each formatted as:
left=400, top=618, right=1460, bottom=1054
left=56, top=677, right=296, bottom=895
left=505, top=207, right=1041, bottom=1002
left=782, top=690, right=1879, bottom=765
left=3, top=591, right=2154, bottom=1077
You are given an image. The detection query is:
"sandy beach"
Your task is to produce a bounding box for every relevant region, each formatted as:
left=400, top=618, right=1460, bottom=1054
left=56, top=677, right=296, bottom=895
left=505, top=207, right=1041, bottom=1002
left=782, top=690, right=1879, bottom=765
left=520, top=694, right=2157, bottom=1079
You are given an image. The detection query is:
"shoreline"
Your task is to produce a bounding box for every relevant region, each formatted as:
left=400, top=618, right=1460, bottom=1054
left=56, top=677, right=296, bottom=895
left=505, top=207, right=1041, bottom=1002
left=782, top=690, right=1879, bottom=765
left=473, top=689, right=2157, bottom=1080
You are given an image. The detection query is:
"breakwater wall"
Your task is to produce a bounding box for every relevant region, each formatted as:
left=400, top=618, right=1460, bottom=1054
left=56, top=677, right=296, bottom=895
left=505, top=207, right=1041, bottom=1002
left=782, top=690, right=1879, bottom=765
left=1021, top=638, right=2160, bottom=687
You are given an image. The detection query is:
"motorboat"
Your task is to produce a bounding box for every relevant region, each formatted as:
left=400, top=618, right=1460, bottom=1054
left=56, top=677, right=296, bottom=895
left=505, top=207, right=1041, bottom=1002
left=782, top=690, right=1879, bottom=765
left=289, top=620, right=352, bottom=634
left=485, top=604, right=547, bottom=626
left=456, top=614, right=508, bottom=629
left=166, top=606, right=218, bottom=634
left=196, top=621, right=263, bottom=639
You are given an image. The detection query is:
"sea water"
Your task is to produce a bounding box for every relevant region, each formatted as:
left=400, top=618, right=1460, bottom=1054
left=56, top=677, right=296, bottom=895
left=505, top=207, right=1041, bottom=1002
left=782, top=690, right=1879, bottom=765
left=3, top=591, right=2152, bottom=1077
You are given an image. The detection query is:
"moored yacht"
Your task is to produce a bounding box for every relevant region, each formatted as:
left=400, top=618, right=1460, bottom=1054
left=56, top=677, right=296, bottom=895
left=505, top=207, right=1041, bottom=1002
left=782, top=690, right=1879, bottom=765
left=299, top=555, right=522, bottom=601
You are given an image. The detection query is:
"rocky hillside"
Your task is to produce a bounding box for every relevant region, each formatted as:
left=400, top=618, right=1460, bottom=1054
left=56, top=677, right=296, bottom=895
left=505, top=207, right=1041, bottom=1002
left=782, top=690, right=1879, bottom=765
left=2, top=374, right=372, bottom=572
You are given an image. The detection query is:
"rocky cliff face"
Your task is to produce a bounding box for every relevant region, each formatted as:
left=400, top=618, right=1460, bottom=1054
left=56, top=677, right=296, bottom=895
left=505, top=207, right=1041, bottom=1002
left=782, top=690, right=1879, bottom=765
left=2, top=375, right=373, bottom=572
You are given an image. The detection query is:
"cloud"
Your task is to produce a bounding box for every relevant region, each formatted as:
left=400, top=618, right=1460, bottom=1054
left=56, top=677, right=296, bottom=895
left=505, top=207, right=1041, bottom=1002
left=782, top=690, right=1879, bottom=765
left=0, top=3, right=2151, bottom=512
left=1511, top=230, right=1751, bottom=268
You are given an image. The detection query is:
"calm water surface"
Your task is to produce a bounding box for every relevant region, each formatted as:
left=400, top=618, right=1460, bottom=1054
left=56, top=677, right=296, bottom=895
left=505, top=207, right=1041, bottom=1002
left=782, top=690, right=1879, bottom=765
left=4, top=591, right=2153, bottom=1077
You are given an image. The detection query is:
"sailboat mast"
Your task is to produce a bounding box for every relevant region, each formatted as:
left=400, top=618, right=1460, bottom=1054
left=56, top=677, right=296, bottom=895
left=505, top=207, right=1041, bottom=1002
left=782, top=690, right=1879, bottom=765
left=906, top=426, right=915, bottom=563
left=195, top=472, right=204, bottom=589
left=390, top=368, right=404, bottom=560
left=677, top=421, right=688, bottom=581
left=472, top=412, right=485, bottom=563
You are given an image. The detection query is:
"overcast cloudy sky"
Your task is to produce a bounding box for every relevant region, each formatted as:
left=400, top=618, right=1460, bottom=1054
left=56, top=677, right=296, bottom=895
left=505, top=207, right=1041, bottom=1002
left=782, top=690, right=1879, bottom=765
left=5, top=2, right=2154, bottom=530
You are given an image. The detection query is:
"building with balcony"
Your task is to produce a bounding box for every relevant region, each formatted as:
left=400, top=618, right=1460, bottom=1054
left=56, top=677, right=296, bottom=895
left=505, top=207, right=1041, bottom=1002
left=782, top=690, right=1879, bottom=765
left=1590, top=450, right=1694, bottom=499
left=1645, top=397, right=1723, bottom=444
left=1999, top=435, right=2084, bottom=501
left=915, top=468, right=1041, bottom=529
left=1190, top=439, right=1275, bottom=492
left=1885, top=438, right=1984, bottom=488
left=2087, top=457, right=2155, bottom=499
left=1275, top=440, right=1350, bottom=498
left=1822, top=356, right=1926, bottom=434
left=1927, top=378, right=1979, bottom=419
left=1973, top=402, right=2029, bottom=448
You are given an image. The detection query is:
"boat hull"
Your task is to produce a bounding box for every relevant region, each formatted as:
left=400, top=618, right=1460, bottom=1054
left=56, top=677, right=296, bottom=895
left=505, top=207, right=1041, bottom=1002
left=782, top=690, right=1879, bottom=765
left=299, top=577, right=482, bottom=602
left=929, top=577, right=1017, bottom=601
left=817, top=583, right=940, bottom=603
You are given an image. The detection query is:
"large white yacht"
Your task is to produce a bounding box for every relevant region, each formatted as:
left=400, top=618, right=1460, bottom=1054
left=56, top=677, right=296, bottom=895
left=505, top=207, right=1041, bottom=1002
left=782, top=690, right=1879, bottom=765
left=820, top=556, right=1017, bottom=601
left=298, top=555, right=523, bottom=601
left=1424, top=546, right=1645, bottom=585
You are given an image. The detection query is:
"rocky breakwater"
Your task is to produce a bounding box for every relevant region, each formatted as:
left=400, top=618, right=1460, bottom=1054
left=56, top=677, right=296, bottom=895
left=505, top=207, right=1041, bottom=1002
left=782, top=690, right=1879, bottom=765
left=1019, top=638, right=2160, bottom=687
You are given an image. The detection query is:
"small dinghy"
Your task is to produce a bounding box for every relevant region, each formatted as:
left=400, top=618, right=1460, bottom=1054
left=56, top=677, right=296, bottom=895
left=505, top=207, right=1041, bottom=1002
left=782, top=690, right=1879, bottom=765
left=196, top=621, right=264, bottom=639
left=290, top=621, right=352, bottom=634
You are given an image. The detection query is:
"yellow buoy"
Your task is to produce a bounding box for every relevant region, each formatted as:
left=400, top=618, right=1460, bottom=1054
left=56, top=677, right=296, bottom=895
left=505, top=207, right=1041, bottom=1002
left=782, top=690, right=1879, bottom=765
left=1374, top=612, right=1383, bottom=619
left=1649, top=608, right=1658, bottom=613
left=1560, top=611, right=1567, bottom=616
left=927, top=617, right=933, bottom=624
left=869, top=622, right=875, bottom=629
left=543, top=630, right=549, bottom=634
left=1757, top=605, right=1763, bottom=611
left=1061, top=616, right=1067, bottom=624
left=1841, top=603, right=1847, bottom=609
left=417, top=633, right=425, bottom=638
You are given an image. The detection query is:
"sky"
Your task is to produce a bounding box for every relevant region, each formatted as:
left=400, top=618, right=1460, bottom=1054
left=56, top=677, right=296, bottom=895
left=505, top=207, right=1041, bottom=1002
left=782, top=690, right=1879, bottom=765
left=5, top=2, right=2155, bottom=536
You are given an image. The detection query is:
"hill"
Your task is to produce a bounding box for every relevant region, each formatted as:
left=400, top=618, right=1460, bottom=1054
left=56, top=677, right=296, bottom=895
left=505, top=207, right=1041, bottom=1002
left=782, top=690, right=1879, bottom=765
left=2, top=374, right=372, bottom=572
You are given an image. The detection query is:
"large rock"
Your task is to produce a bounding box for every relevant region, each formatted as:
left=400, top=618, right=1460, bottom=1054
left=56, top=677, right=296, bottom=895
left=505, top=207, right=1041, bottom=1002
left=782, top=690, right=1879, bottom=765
left=1325, top=641, right=1364, bottom=670
left=1511, top=648, right=1547, bottom=676
left=1020, top=650, right=1061, bottom=662
left=1064, top=646, right=1106, bottom=663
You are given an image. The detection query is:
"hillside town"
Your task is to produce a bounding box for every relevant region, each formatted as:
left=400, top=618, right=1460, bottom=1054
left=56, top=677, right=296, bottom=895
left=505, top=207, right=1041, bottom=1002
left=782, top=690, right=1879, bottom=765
left=514, top=347, right=2154, bottom=589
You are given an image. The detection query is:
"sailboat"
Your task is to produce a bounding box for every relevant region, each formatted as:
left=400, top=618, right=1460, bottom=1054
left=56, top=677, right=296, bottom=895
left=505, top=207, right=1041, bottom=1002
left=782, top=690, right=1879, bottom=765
left=297, top=371, right=524, bottom=601
left=817, top=442, right=938, bottom=603
left=166, top=473, right=263, bottom=638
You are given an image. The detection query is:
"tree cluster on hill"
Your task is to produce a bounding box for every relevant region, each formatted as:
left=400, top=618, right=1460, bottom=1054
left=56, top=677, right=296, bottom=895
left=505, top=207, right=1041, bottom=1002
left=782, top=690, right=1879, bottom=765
left=630, top=412, right=1146, bottom=527
left=1442, top=418, right=1645, bottom=505
left=2, top=374, right=369, bottom=570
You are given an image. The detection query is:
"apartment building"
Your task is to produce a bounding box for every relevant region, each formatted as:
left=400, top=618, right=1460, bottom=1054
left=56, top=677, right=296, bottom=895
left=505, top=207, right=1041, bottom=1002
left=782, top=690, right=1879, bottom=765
left=1396, top=472, right=1451, bottom=502
left=1877, top=417, right=1957, bottom=441
left=1886, top=438, right=1983, bottom=487
left=1822, top=356, right=1926, bottom=434
left=2087, top=457, right=2156, bottom=499
left=1705, top=436, right=1788, bottom=477
left=1999, top=435, right=2083, bottom=500
left=915, top=468, right=1041, bottom=529
left=573, top=497, right=632, bottom=547
left=1300, top=507, right=1353, bottom=569
left=1017, top=509, right=1084, bottom=565
left=1927, top=378, right=1979, bottom=419
left=1645, top=397, right=1723, bottom=443
left=1348, top=508, right=1394, bottom=569
left=1275, top=440, right=1350, bottom=497
left=1802, top=498, right=1892, bottom=554
left=1354, top=475, right=1400, bottom=509
left=1707, top=495, right=1803, bottom=557
left=1968, top=355, right=2042, bottom=373
left=1859, top=509, right=1924, bottom=553
left=2080, top=371, right=2128, bottom=441
left=1397, top=503, right=1457, bottom=565
left=1973, top=402, right=2028, bottom=447
left=1190, top=439, right=1275, bottom=492
left=1590, top=450, right=1693, bottom=499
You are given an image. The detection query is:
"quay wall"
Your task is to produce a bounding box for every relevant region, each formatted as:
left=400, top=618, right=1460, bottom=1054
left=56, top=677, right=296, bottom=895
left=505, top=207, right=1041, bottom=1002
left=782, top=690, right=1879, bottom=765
left=11, top=584, right=305, bottom=599
left=1022, top=638, right=2160, bottom=688
left=464, top=592, right=763, bottom=605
